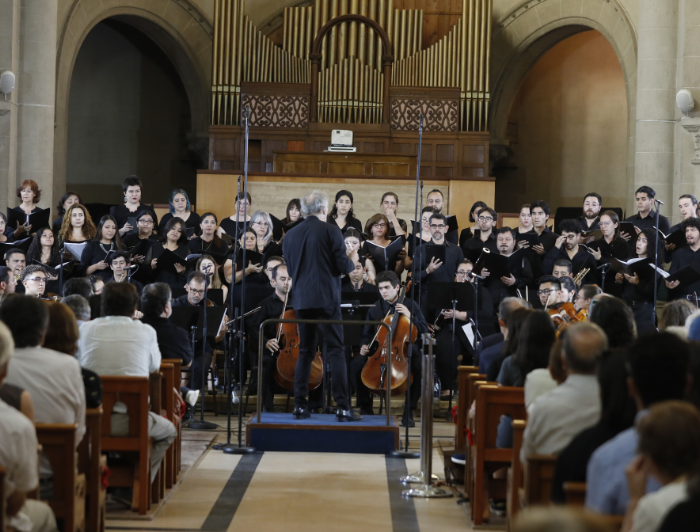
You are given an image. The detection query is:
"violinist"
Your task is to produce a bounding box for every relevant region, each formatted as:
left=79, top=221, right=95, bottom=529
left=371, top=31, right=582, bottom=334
left=542, top=220, right=597, bottom=284
left=250, top=264, right=292, bottom=412
left=574, top=284, right=601, bottom=314
left=587, top=210, right=630, bottom=297
left=353, top=271, right=428, bottom=425
left=559, top=276, right=577, bottom=304
left=20, top=265, right=48, bottom=298
left=282, top=191, right=361, bottom=422
left=538, top=275, right=564, bottom=308
left=552, top=259, right=573, bottom=279
left=615, top=227, right=663, bottom=333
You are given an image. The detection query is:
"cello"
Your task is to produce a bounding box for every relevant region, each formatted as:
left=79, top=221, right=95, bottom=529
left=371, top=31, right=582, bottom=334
left=361, top=282, right=417, bottom=395
left=273, top=291, right=324, bottom=390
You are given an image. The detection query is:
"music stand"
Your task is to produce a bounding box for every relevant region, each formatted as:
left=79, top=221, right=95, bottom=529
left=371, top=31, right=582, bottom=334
left=427, top=283, right=474, bottom=414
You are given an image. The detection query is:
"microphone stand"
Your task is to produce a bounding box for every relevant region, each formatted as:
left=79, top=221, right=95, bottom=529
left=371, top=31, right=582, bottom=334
left=389, top=114, right=423, bottom=459
left=187, top=269, right=218, bottom=430
left=652, top=199, right=662, bottom=328
left=224, top=106, right=256, bottom=454
left=598, top=263, right=611, bottom=294
left=416, top=181, right=424, bottom=311
left=58, top=243, right=64, bottom=297
left=212, top=308, right=239, bottom=451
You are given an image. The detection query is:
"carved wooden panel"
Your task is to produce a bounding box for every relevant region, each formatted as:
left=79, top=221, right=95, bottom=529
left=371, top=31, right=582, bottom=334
left=240, top=83, right=311, bottom=128
left=391, top=99, right=459, bottom=131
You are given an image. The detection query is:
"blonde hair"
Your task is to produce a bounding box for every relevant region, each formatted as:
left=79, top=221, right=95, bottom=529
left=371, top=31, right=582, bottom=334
left=59, top=204, right=97, bottom=242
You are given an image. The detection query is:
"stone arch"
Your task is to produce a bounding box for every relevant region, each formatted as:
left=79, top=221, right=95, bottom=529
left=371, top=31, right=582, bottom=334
left=54, top=0, right=214, bottom=197
left=489, top=0, right=637, bottom=191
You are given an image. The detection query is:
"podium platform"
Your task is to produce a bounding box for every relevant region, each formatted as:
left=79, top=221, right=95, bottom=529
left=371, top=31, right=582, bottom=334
left=246, top=413, right=399, bottom=454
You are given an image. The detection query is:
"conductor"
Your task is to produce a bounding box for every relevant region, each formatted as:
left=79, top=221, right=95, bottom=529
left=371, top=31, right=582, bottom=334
left=282, top=191, right=363, bottom=422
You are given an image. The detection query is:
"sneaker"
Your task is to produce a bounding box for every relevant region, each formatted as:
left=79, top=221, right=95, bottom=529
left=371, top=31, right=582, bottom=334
left=231, top=390, right=239, bottom=404
left=451, top=453, right=466, bottom=465
left=185, top=390, right=200, bottom=408
left=489, top=499, right=507, bottom=517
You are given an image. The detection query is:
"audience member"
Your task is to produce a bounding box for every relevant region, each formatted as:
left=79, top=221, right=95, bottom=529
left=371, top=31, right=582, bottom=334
left=486, top=307, right=532, bottom=381
left=659, top=299, right=696, bottom=331
left=20, top=265, right=48, bottom=298
left=497, top=310, right=555, bottom=387
left=589, top=296, right=636, bottom=349
left=586, top=333, right=690, bottom=515
left=514, top=507, right=612, bottom=532
left=521, top=322, right=606, bottom=463
left=62, top=277, right=93, bottom=299
left=0, top=319, right=58, bottom=532
left=622, top=401, right=700, bottom=532
left=1, top=295, right=86, bottom=470
left=478, top=297, right=531, bottom=374
left=551, top=351, right=637, bottom=503
left=0, top=265, right=17, bottom=300
left=524, top=337, right=563, bottom=409
left=62, top=294, right=91, bottom=326
left=78, top=282, right=176, bottom=480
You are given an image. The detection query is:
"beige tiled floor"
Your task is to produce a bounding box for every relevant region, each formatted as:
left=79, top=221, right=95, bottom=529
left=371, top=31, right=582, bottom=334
left=106, top=410, right=479, bottom=532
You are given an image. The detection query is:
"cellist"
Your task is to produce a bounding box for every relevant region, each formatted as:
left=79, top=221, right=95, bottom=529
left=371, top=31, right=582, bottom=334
left=351, top=271, right=428, bottom=426
left=250, top=263, right=292, bottom=413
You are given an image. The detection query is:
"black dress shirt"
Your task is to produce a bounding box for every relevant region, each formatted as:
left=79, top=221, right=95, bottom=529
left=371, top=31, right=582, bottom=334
left=414, top=241, right=465, bottom=285
left=282, top=216, right=354, bottom=310
left=484, top=252, right=533, bottom=306
left=171, top=294, right=215, bottom=356
left=459, top=227, right=476, bottom=247
left=109, top=204, right=158, bottom=232
left=577, top=215, right=600, bottom=232
left=341, top=280, right=380, bottom=294
left=668, top=245, right=700, bottom=299
left=527, top=227, right=560, bottom=281
left=589, top=237, right=630, bottom=296
left=158, top=212, right=202, bottom=237
left=461, top=230, right=498, bottom=261
left=141, top=315, right=194, bottom=367
left=542, top=245, right=598, bottom=285
left=149, top=242, right=188, bottom=289
left=625, top=211, right=670, bottom=234
left=249, top=292, right=288, bottom=356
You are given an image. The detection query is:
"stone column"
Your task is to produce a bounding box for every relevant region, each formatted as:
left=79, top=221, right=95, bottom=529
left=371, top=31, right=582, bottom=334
left=0, top=0, right=20, bottom=215
left=14, top=0, right=57, bottom=210
left=634, top=0, right=679, bottom=219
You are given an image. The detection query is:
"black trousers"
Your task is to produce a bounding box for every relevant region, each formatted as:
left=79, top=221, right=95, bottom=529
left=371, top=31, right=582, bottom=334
left=294, top=306, right=350, bottom=410
left=189, top=352, right=213, bottom=391
left=434, top=325, right=473, bottom=391
left=350, top=346, right=422, bottom=410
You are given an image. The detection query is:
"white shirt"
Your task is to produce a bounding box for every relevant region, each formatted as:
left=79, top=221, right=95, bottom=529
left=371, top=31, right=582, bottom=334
left=524, top=368, right=558, bottom=410
left=0, top=398, right=38, bottom=497
left=6, top=346, right=86, bottom=447
left=521, top=373, right=600, bottom=463
left=631, top=481, right=687, bottom=532
left=78, top=316, right=161, bottom=377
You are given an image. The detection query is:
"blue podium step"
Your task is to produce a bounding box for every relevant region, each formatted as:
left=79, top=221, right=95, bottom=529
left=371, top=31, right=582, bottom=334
left=245, top=412, right=399, bottom=454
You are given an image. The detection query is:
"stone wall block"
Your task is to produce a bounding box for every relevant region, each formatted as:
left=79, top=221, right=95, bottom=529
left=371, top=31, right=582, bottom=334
left=535, top=0, right=562, bottom=25
left=560, top=0, right=584, bottom=17
left=636, top=121, right=675, bottom=154
left=637, top=28, right=677, bottom=60
left=638, top=0, right=679, bottom=30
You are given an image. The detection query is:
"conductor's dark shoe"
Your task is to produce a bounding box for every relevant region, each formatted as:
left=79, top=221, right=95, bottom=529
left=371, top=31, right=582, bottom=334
left=336, top=409, right=363, bottom=422
left=292, top=406, right=311, bottom=419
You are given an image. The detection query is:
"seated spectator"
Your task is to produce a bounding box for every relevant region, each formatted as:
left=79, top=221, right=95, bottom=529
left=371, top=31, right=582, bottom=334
left=486, top=307, right=532, bottom=382
left=659, top=299, right=696, bottom=331
left=524, top=337, right=564, bottom=410
left=88, top=293, right=101, bottom=319
left=88, top=275, right=104, bottom=295
left=550, top=351, right=637, bottom=503
left=78, top=282, right=176, bottom=480
left=20, top=265, right=48, bottom=298
left=61, top=294, right=91, bottom=327
left=586, top=333, right=690, bottom=515
left=140, top=282, right=199, bottom=407
left=514, top=507, right=612, bottom=532
left=62, top=277, right=93, bottom=299
left=0, top=380, right=35, bottom=421
left=497, top=310, right=555, bottom=387
left=589, top=296, right=636, bottom=349
left=0, top=319, right=58, bottom=532
left=0, top=265, right=17, bottom=302
left=478, top=296, right=531, bottom=374
left=659, top=478, right=700, bottom=531
left=623, top=401, right=700, bottom=532
left=521, top=322, right=606, bottom=463
left=1, top=295, right=86, bottom=475
left=44, top=301, right=102, bottom=409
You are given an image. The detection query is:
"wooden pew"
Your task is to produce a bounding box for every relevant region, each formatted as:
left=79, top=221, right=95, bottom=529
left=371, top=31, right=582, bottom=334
left=149, top=372, right=165, bottom=504
left=159, top=362, right=177, bottom=489
left=163, top=359, right=183, bottom=479
left=470, top=385, right=526, bottom=526
left=506, top=419, right=527, bottom=532
left=34, top=423, right=86, bottom=532
left=564, top=481, right=587, bottom=507
left=0, top=467, right=6, bottom=532
left=455, top=366, right=480, bottom=451
left=524, top=454, right=557, bottom=507
left=77, top=408, right=106, bottom=532
left=464, top=377, right=490, bottom=507
left=100, top=376, right=152, bottom=515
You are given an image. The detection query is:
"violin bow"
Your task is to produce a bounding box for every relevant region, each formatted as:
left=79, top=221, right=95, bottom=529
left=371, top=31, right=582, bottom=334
left=276, top=290, right=289, bottom=343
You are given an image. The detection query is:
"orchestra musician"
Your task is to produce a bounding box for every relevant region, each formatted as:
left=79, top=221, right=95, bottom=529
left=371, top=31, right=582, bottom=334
left=542, top=220, right=597, bottom=284
left=81, top=215, right=126, bottom=280
left=574, top=284, right=602, bottom=313
left=20, top=265, right=48, bottom=298
left=559, top=276, right=578, bottom=304
left=615, top=228, right=663, bottom=333
left=282, top=190, right=361, bottom=422
left=110, top=176, right=158, bottom=236
left=538, top=275, right=564, bottom=308
left=327, top=190, right=363, bottom=232
left=481, top=227, right=533, bottom=306
left=250, top=263, right=293, bottom=412
left=158, top=189, right=201, bottom=238
left=0, top=266, right=17, bottom=300
left=587, top=210, right=630, bottom=297
left=552, top=259, right=573, bottom=279
left=353, top=271, right=428, bottom=424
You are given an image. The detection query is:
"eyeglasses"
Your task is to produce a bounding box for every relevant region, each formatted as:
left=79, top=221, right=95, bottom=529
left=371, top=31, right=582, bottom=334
left=26, top=277, right=46, bottom=284
left=138, top=220, right=153, bottom=225
left=430, top=224, right=446, bottom=229
left=537, top=289, right=557, bottom=296
left=599, top=221, right=614, bottom=227
left=189, top=288, right=205, bottom=296
left=374, top=223, right=387, bottom=228
left=562, top=234, right=578, bottom=240
left=253, top=221, right=269, bottom=226
left=478, top=216, right=493, bottom=222
left=456, top=270, right=471, bottom=276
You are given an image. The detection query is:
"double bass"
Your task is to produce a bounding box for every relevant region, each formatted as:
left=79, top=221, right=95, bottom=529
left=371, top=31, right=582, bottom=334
left=361, top=282, right=417, bottom=395
left=273, top=291, right=323, bottom=390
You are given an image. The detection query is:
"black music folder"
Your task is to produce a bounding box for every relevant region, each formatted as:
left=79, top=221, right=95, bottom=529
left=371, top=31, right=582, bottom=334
left=234, top=249, right=263, bottom=270
left=0, top=237, right=31, bottom=256
left=364, top=235, right=405, bottom=270
left=128, top=239, right=154, bottom=258
left=425, top=243, right=446, bottom=264
left=7, top=208, right=50, bottom=232
left=156, top=249, right=187, bottom=275
left=609, top=257, right=652, bottom=279
left=269, top=213, right=285, bottom=240
left=63, top=242, right=87, bottom=261
left=473, top=249, right=522, bottom=279
left=516, top=231, right=540, bottom=247
left=656, top=227, right=687, bottom=249
left=618, top=222, right=637, bottom=238
left=653, top=264, right=700, bottom=287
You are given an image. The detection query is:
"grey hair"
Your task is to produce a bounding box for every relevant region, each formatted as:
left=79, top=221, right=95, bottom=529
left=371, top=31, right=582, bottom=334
left=0, top=320, right=14, bottom=369
left=301, top=191, right=329, bottom=217
left=250, top=210, right=273, bottom=243
left=62, top=294, right=91, bottom=322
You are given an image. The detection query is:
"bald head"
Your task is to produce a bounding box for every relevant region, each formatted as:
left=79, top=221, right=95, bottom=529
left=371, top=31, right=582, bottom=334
left=562, top=322, right=608, bottom=375
left=499, top=297, right=532, bottom=324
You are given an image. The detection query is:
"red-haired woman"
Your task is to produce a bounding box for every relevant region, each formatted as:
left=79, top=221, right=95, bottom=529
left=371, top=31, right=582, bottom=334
left=12, top=179, right=42, bottom=238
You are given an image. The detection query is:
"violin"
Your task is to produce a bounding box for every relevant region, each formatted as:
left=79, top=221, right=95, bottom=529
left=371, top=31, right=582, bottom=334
left=274, top=291, right=323, bottom=391
left=546, top=301, right=583, bottom=334
left=361, top=282, right=416, bottom=396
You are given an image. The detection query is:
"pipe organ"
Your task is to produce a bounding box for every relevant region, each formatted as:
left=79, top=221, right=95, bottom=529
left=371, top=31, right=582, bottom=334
left=211, top=0, right=492, bottom=131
